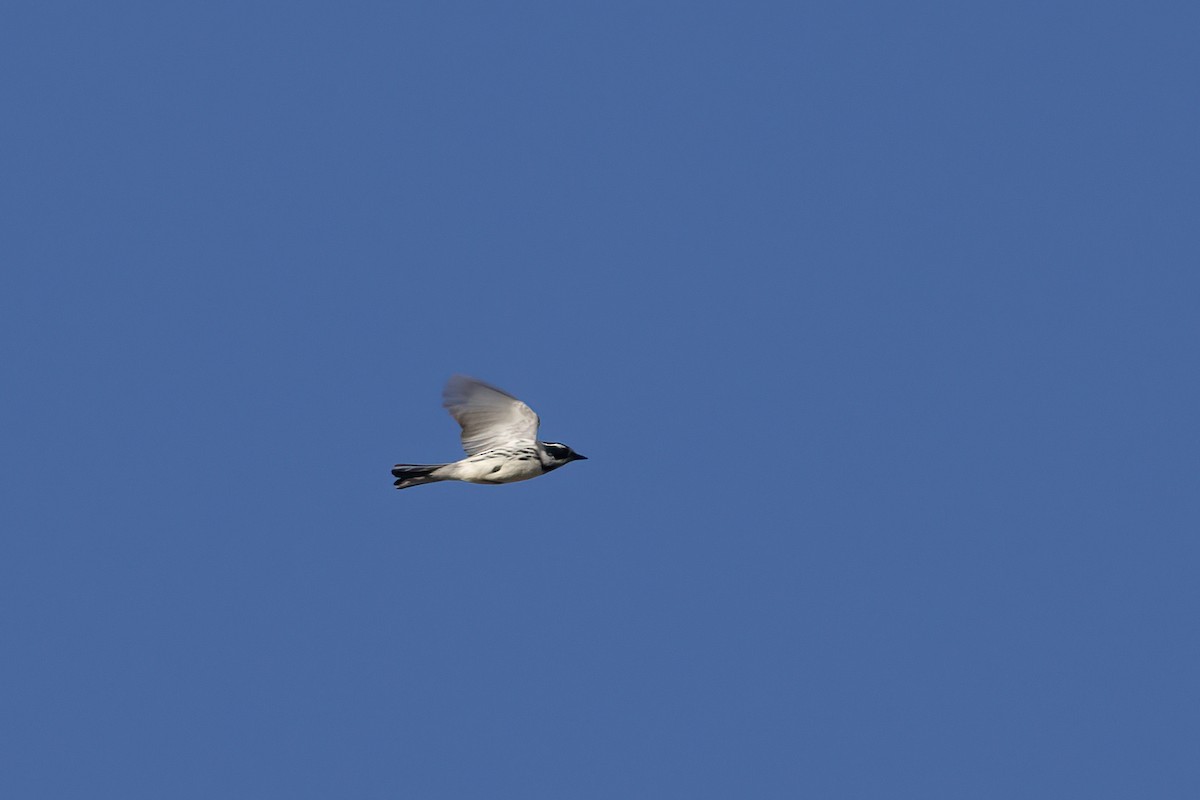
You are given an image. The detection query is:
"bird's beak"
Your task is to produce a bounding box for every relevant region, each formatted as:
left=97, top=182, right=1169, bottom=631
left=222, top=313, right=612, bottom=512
left=572, top=453, right=588, bottom=461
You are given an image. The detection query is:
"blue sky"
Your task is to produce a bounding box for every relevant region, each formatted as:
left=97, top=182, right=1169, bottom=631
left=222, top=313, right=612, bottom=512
left=3, top=1, right=1198, bottom=797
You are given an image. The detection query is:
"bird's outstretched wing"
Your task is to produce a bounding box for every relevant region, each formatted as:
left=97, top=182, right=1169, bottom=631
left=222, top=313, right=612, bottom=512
left=442, top=375, right=540, bottom=455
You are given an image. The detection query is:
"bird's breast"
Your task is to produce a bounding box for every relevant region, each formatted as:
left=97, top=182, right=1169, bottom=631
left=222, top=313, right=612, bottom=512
left=454, top=452, right=545, bottom=484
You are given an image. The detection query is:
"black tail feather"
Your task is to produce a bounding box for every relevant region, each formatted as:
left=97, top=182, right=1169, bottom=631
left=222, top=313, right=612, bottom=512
left=391, top=464, right=448, bottom=490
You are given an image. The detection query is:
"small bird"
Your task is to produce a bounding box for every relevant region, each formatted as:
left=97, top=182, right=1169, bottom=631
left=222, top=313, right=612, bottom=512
left=391, top=375, right=587, bottom=490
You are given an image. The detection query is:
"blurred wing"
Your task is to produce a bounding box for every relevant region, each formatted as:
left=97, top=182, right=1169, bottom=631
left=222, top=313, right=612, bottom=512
left=442, top=375, right=540, bottom=455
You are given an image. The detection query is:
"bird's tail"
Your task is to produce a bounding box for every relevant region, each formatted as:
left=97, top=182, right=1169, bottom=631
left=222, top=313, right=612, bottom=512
left=391, top=464, right=449, bottom=490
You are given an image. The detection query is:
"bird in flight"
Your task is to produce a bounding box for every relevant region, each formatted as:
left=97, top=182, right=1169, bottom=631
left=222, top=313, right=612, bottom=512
left=392, top=375, right=587, bottom=490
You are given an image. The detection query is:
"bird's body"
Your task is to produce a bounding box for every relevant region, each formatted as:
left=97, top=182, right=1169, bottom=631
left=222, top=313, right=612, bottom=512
left=392, top=375, right=586, bottom=490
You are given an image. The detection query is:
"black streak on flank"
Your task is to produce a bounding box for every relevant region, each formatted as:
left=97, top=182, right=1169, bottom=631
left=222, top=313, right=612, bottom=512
left=490, top=465, right=502, bottom=473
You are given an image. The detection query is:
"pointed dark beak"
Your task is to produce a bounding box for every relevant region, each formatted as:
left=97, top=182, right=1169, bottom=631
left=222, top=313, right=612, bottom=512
left=572, top=453, right=588, bottom=461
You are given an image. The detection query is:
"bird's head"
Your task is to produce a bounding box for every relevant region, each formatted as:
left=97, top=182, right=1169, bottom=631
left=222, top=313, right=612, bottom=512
left=541, top=442, right=588, bottom=470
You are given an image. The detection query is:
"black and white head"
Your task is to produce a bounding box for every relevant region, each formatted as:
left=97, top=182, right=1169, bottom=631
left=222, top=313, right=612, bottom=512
left=540, top=441, right=588, bottom=470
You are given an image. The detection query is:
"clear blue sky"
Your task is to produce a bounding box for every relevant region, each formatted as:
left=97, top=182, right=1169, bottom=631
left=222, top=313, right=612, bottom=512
left=3, top=1, right=1198, bottom=797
